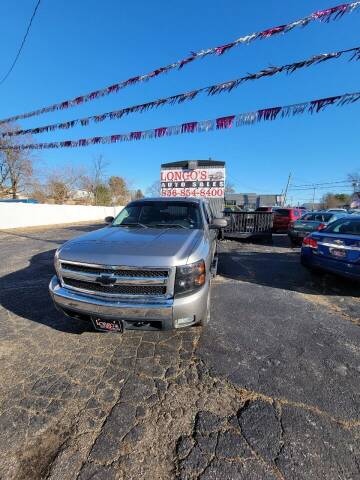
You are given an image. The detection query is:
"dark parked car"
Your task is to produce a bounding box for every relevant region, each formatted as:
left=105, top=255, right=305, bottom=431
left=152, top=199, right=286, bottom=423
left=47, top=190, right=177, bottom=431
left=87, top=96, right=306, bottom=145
left=255, top=206, right=278, bottom=212
left=288, top=211, right=346, bottom=246
left=272, top=208, right=303, bottom=233
left=300, top=216, right=360, bottom=281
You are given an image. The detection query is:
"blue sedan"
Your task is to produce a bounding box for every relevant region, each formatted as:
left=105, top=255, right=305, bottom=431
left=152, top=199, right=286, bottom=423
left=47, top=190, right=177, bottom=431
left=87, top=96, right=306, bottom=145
left=300, top=216, right=360, bottom=281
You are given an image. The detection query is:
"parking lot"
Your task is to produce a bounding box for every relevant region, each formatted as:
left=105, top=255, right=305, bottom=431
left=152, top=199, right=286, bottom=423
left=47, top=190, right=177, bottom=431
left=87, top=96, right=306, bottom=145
left=0, top=223, right=359, bottom=480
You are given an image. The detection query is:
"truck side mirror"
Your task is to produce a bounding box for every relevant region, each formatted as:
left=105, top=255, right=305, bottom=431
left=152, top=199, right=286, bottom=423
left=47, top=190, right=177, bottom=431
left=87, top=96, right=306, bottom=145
left=210, top=218, right=228, bottom=229
left=105, top=216, right=114, bottom=224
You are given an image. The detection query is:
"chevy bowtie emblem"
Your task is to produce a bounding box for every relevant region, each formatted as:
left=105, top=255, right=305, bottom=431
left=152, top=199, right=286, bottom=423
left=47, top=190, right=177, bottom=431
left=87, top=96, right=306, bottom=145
left=96, top=274, right=116, bottom=286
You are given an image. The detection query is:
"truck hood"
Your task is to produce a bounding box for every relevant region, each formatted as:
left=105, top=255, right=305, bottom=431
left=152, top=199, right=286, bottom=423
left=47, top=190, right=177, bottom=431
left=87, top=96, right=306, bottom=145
left=58, top=226, right=204, bottom=267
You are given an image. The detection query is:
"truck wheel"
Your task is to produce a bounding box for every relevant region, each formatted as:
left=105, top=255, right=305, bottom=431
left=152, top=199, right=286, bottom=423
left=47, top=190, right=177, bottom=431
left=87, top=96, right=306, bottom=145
left=201, top=285, right=211, bottom=326
left=210, top=256, right=218, bottom=278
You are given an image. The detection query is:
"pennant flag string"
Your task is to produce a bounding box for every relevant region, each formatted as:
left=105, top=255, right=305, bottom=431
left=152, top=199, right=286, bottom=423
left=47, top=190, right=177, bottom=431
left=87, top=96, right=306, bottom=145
left=3, top=45, right=360, bottom=138
left=3, top=90, right=360, bottom=150
left=0, top=1, right=359, bottom=126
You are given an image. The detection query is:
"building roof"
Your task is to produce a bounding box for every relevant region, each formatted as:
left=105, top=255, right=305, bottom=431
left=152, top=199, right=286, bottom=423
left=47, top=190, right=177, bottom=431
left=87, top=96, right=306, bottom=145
left=129, top=197, right=203, bottom=204
left=161, top=160, right=225, bottom=169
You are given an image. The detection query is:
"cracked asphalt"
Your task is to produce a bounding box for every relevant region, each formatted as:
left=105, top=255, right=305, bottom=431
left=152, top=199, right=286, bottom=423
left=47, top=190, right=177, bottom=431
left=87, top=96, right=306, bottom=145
left=0, top=224, right=359, bottom=480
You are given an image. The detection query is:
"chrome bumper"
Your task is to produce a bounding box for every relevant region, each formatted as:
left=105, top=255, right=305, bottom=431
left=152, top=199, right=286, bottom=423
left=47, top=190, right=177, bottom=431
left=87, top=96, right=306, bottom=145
left=49, top=276, right=208, bottom=330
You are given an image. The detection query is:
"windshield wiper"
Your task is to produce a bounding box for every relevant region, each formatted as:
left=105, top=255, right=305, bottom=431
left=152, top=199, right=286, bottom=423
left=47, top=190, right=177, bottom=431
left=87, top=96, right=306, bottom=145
left=116, top=223, right=148, bottom=228
left=153, top=223, right=188, bottom=229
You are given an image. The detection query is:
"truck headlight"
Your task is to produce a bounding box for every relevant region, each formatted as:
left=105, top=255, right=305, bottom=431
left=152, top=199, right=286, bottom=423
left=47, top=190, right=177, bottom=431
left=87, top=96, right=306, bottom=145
left=174, top=260, right=206, bottom=295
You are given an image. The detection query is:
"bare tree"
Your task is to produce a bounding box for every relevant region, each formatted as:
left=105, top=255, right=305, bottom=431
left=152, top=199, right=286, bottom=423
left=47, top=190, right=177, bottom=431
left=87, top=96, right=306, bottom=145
left=29, top=179, right=48, bottom=203
left=109, top=176, right=130, bottom=205
left=321, top=192, right=351, bottom=209
left=80, top=155, right=109, bottom=204
left=0, top=123, right=34, bottom=198
left=146, top=180, right=161, bottom=197
left=225, top=181, right=236, bottom=194
left=46, top=165, right=86, bottom=204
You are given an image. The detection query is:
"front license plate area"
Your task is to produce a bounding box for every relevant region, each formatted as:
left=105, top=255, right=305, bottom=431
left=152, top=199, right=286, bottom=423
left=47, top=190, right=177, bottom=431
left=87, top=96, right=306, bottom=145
left=92, top=317, right=123, bottom=333
left=330, top=248, right=346, bottom=258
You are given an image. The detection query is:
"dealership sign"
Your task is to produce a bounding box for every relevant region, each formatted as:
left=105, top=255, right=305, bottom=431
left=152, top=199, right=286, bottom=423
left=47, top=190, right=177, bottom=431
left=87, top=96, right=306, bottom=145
left=160, top=167, right=225, bottom=198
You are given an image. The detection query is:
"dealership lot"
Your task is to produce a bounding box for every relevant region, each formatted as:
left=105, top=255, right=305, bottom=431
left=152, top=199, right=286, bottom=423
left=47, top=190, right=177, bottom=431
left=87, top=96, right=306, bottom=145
left=0, top=224, right=359, bottom=480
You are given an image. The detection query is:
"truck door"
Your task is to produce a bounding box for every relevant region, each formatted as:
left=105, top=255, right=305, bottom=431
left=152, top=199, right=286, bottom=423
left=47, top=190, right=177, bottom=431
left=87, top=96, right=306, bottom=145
left=203, top=203, right=217, bottom=259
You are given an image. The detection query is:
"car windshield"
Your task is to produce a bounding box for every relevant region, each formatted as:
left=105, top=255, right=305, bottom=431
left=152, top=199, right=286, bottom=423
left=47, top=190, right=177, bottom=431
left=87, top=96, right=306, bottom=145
left=112, top=201, right=203, bottom=229
left=324, top=218, right=360, bottom=235
left=301, top=213, right=333, bottom=222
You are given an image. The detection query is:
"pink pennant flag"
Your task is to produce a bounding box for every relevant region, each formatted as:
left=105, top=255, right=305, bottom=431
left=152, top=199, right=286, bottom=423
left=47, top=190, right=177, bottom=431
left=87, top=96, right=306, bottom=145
left=123, top=76, right=140, bottom=86
left=89, top=91, right=100, bottom=100
left=130, top=131, right=142, bottom=140
left=310, top=96, right=339, bottom=112
left=155, top=127, right=167, bottom=137
left=216, top=115, right=235, bottom=129
left=258, top=107, right=282, bottom=120
left=215, top=43, right=235, bottom=55
left=179, top=56, right=196, bottom=69
left=313, top=4, right=348, bottom=19
left=181, top=122, right=198, bottom=133
left=259, top=25, right=286, bottom=38
left=107, top=84, right=120, bottom=93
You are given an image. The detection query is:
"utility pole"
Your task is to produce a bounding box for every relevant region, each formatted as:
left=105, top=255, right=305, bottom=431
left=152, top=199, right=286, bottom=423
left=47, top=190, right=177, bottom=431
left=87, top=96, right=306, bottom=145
left=352, top=178, right=359, bottom=193
left=283, top=172, right=292, bottom=206
left=312, top=185, right=316, bottom=211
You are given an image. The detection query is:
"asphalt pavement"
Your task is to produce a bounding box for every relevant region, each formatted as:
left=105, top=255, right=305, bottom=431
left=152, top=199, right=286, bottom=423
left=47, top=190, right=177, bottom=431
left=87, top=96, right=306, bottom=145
left=0, top=224, right=359, bottom=480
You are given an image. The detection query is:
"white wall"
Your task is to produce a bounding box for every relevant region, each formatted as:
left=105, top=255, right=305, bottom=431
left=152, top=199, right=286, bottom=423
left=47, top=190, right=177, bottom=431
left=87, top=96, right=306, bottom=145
left=0, top=203, right=124, bottom=230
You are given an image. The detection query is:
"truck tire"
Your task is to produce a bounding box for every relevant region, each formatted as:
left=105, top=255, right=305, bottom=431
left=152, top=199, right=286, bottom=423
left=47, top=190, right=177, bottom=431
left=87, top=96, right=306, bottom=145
left=201, top=283, right=211, bottom=326
left=210, top=256, right=218, bottom=278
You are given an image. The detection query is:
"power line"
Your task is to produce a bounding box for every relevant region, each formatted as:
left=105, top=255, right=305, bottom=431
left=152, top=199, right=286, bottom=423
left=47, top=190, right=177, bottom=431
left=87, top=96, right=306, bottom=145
left=290, top=185, right=352, bottom=190
left=290, top=185, right=353, bottom=191
left=0, top=0, right=42, bottom=86
left=290, top=179, right=351, bottom=188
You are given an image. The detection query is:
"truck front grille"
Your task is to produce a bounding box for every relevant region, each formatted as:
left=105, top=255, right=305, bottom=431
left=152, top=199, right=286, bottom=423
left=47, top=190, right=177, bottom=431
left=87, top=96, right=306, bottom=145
left=63, top=278, right=166, bottom=296
left=61, top=263, right=168, bottom=278
left=59, top=261, right=170, bottom=298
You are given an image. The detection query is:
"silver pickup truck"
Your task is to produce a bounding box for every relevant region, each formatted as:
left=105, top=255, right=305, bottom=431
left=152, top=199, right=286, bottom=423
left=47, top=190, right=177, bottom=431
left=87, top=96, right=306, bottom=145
left=49, top=197, right=226, bottom=332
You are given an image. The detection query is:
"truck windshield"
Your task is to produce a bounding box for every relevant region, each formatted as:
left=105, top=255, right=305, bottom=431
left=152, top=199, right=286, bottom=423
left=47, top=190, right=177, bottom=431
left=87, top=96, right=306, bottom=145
left=112, top=201, right=203, bottom=229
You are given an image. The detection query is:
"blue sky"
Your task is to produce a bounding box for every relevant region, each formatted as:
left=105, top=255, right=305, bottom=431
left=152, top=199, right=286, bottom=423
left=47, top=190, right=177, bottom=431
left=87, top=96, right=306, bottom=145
left=0, top=0, right=359, bottom=203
